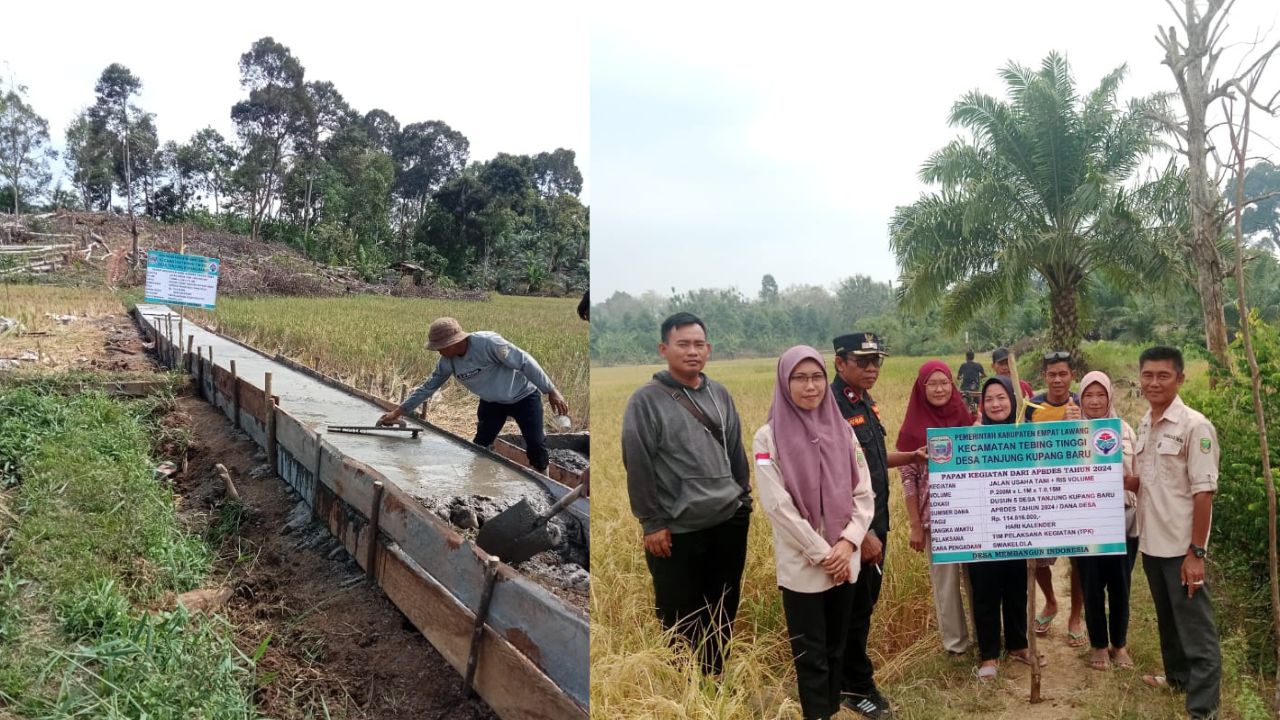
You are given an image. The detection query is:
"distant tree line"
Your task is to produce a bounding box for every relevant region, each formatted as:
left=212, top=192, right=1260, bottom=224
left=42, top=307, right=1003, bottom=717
left=590, top=249, right=1280, bottom=366
left=0, top=38, right=587, bottom=294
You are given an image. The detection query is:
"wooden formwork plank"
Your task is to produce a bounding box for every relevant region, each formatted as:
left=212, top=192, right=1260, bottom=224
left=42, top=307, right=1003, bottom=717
left=301, top=466, right=585, bottom=719
left=307, top=420, right=588, bottom=706
left=379, top=544, right=586, bottom=720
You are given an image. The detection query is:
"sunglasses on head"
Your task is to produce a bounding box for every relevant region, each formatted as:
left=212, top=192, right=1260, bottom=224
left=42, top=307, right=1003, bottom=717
left=1043, top=351, right=1071, bottom=363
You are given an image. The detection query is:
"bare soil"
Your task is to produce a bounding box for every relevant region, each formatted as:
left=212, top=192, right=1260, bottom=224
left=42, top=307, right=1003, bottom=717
left=171, top=394, right=497, bottom=720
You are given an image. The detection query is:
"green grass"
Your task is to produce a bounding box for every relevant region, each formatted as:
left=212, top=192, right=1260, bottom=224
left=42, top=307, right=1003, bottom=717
left=0, top=385, right=259, bottom=718
left=590, top=347, right=1257, bottom=719
left=183, top=294, right=590, bottom=428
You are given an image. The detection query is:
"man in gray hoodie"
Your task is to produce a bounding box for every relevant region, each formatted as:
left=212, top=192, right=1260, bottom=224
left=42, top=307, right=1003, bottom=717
left=622, top=312, right=752, bottom=677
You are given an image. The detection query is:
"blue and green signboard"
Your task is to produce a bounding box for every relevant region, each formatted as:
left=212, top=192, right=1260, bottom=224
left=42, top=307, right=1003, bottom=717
left=926, top=419, right=1126, bottom=564
left=144, top=251, right=220, bottom=309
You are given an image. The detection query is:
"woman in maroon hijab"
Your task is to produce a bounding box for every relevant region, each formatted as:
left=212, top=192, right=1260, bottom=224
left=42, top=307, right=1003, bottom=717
left=753, top=346, right=874, bottom=720
left=898, top=360, right=975, bottom=655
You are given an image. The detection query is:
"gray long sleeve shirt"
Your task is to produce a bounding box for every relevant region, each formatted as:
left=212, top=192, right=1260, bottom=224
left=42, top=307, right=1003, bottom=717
left=621, top=371, right=752, bottom=535
left=399, top=331, right=556, bottom=411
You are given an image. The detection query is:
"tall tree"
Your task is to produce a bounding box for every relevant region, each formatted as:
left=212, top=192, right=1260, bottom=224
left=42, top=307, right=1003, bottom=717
left=392, top=120, right=469, bottom=224
left=231, top=37, right=306, bottom=240
left=890, top=53, right=1175, bottom=362
left=1239, top=161, right=1280, bottom=251
left=89, top=64, right=144, bottom=263
left=186, top=127, right=237, bottom=216
left=532, top=148, right=584, bottom=197
left=0, top=82, right=54, bottom=215
left=64, top=111, right=114, bottom=211
left=759, top=273, right=780, bottom=303
left=1155, top=0, right=1280, bottom=366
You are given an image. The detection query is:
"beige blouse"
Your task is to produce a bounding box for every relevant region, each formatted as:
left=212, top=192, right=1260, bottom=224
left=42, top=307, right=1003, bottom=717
left=752, top=423, right=875, bottom=593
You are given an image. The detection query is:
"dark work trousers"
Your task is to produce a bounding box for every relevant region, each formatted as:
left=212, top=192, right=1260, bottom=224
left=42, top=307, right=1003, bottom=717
left=1077, top=537, right=1140, bottom=650
left=967, top=559, right=1029, bottom=662
left=841, top=544, right=885, bottom=698
left=782, top=582, right=857, bottom=720
left=473, top=392, right=548, bottom=471
left=645, top=507, right=751, bottom=675
left=1143, top=553, right=1221, bottom=719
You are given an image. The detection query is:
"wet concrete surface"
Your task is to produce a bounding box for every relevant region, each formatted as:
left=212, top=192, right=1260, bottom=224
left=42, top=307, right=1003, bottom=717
left=138, top=305, right=565, bottom=506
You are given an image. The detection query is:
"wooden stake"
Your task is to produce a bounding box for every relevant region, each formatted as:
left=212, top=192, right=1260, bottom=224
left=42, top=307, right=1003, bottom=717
left=165, top=316, right=174, bottom=368
left=216, top=463, right=239, bottom=501
left=1007, top=352, right=1042, bottom=703
left=366, top=481, right=385, bottom=582
left=463, top=556, right=501, bottom=697
left=186, top=335, right=194, bottom=374
left=265, top=372, right=277, bottom=475
left=230, top=359, right=240, bottom=430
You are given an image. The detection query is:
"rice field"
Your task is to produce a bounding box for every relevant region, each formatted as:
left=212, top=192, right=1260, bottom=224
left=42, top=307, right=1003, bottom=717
left=185, top=294, right=589, bottom=433
left=590, top=350, right=1222, bottom=719
left=0, top=284, right=123, bottom=333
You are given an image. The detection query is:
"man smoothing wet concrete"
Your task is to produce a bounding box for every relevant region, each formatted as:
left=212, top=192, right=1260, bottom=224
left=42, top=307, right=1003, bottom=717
left=379, top=317, right=570, bottom=473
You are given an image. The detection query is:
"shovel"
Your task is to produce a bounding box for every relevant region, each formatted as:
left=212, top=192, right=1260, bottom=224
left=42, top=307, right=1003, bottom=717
left=476, top=485, right=584, bottom=564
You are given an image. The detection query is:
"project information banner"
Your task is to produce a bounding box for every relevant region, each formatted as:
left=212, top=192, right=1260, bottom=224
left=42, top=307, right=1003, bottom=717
left=927, top=418, right=1126, bottom=564
left=144, top=251, right=220, bottom=309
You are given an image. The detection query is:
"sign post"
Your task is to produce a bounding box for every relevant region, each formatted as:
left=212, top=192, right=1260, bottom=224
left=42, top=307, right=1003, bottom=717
left=928, top=409, right=1126, bottom=701
left=144, top=250, right=220, bottom=309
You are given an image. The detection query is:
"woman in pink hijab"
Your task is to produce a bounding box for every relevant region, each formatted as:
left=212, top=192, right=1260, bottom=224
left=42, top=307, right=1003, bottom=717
left=1074, top=370, right=1140, bottom=671
left=898, top=360, right=976, bottom=655
left=753, top=345, right=874, bottom=720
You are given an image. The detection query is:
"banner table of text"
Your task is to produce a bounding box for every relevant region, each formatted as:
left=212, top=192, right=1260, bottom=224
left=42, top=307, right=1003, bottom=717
left=926, top=418, right=1126, bottom=564
left=144, top=251, right=220, bottom=309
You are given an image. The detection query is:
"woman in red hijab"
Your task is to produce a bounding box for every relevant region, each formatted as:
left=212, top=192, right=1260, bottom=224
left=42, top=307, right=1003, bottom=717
left=898, top=360, right=975, bottom=655
left=753, top=346, right=874, bottom=720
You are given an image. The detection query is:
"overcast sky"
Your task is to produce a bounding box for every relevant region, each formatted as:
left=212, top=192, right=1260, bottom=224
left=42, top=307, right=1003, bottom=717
left=592, top=0, right=1280, bottom=299
left=3, top=0, right=589, bottom=197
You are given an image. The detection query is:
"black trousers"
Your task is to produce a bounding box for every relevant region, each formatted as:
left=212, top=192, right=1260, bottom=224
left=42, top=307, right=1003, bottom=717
left=967, top=559, right=1028, bottom=662
left=782, top=583, right=857, bottom=720
left=1077, top=536, right=1139, bottom=650
left=473, top=392, right=548, bottom=471
left=841, top=543, right=884, bottom=697
left=1143, top=553, right=1221, bottom=719
left=645, top=507, right=750, bottom=675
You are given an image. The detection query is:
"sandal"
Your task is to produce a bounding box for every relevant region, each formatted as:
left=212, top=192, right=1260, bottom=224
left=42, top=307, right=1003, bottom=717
left=1033, top=611, right=1056, bottom=635
left=1067, top=629, right=1088, bottom=648
left=1089, top=649, right=1111, bottom=671
left=1011, top=651, right=1048, bottom=668
left=1111, top=648, right=1134, bottom=669
left=976, top=664, right=998, bottom=681
left=1142, top=674, right=1169, bottom=689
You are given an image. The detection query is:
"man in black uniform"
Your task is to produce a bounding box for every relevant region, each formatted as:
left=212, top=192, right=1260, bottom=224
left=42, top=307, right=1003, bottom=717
left=832, top=332, right=926, bottom=720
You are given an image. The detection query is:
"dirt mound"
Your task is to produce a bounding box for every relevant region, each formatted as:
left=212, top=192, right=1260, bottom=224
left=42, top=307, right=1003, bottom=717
left=49, top=211, right=489, bottom=301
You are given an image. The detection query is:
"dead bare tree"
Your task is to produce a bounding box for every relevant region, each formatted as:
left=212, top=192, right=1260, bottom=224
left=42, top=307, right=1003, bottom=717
left=1221, top=47, right=1280, bottom=714
left=1155, top=0, right=1280, bottom=368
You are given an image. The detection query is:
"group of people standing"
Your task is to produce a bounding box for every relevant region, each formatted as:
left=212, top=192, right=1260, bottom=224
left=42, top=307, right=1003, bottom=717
left=621, top=313, right=1224, bottom=720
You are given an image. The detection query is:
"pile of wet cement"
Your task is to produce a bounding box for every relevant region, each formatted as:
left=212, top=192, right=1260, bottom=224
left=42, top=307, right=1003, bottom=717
left=418, top=493, right=590, bottom=605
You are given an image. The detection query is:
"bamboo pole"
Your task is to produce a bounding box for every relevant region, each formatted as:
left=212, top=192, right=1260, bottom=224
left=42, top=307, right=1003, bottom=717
left=1007, top=352, right=1041, bottom=703
left=265, top=372, right=277, bottom=475
left=230, top=359, right=240, bottom=431
left=366, top=481, right=385, bottom=581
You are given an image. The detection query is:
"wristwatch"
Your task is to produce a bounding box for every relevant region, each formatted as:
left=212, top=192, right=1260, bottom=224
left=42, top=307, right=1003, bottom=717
left=1189, top=543, right=1207, bottom=559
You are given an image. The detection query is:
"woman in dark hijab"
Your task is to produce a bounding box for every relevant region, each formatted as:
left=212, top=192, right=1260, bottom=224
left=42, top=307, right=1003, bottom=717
left=968, top=376, right=1042, bottom=679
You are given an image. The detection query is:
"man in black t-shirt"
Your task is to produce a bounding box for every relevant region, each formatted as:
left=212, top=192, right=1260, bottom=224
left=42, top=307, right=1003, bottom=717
left=957, top=350, right=985, bottom=392
left=832, top=332, right=926, bottom=720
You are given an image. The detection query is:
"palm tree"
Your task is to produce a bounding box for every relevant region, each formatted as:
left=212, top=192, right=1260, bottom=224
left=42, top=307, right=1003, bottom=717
left=890, top=52, right=1180, bottom=361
